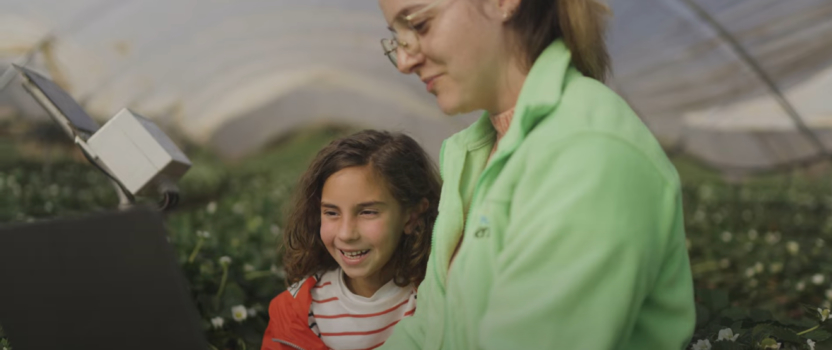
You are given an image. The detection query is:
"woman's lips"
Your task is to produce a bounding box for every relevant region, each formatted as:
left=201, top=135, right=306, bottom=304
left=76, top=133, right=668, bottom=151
left=424, top=74, right=442, bottom=92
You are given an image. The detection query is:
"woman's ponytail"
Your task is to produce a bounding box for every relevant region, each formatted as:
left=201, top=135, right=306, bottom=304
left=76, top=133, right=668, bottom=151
left=509, top=0, right=611, bottom=82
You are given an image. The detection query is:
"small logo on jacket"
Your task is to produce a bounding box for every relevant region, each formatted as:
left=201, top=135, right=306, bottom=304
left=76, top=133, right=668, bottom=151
left=474, top=216, right=490, bottom=238
left=474, top=227, right=490, bottom=238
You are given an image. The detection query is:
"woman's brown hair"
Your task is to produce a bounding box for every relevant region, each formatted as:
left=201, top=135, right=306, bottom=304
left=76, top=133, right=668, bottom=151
left=282, top=130, right=441, bottom=287
left=508, top=0, right=611, bottom=82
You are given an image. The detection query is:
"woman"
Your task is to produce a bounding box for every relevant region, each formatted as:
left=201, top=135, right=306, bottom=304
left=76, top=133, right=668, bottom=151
left=376, top=0, right=696, bottom=349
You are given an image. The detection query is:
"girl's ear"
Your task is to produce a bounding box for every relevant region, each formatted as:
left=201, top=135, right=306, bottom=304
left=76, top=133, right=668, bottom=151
left=404, top=198, right=430, bottom=235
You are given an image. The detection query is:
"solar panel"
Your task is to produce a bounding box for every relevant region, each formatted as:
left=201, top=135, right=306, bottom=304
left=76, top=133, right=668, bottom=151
left=16, top=65, right=100, bottom=135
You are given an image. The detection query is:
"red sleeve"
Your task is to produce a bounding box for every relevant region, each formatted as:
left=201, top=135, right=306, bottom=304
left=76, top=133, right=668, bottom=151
left=261, top=278, right=328, bottom=350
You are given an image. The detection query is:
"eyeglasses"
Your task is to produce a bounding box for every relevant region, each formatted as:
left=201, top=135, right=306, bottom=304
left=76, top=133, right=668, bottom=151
left=380, top=0, right=447, bottom=68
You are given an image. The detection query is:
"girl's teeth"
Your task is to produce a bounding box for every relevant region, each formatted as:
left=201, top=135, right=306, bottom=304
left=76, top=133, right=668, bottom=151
left=342, top=250, right=369, bottom=258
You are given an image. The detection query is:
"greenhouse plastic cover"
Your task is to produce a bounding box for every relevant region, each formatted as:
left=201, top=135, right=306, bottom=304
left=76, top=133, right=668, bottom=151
left=1, top=0, right=831, bottom=174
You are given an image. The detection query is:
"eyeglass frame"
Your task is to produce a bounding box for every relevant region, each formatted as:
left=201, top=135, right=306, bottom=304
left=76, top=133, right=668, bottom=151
left=380, top=0, right=447, bottom=67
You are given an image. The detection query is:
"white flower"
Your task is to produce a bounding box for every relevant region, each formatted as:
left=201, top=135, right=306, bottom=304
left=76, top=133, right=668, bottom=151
left=748, top=230, right=758, bottom=241
left=826, top=288, right=832, bottom=300
left=232, top=202, right=245, bottom=215
left=769, top=262, right=783, bottom=274
left=211, top=316, right=224, bottom=329
left=719, top=258, right=731, bottom=269
left=717, top=328, right=739, bottom=342
left=197, top=230, right=210, bottom=239
left=745, top=267, right=756, bottom=278
left=686, top=238, right=692, bottom=250
left=247, top=307, right=257, bottom=317
left=232, top=305, right=248, bottom=322
left=812, top=274, right=825, bottom=285
left=817, top=239, right=825, bottom=248
left=820, top=308, right=830, bottom=322
left=219, top=256, right=232, bottom=266
left=270, top=224, right=282, bottom=236
left=691, top=339, right=712, bottom=350
left=807, top=339, right=816, bottom=350
left=786, top=241, right=799, bottom=255
left=754, top=262, right=764, bottom=273
left=721, top=231, right=733, bottom=243
left=206, top=201, right=217, bottom=214
left=244, top=264, right=255, bottom=272
left=765, top=232, right=780, bottom=245
left=796, top=281, right=806, bottom=291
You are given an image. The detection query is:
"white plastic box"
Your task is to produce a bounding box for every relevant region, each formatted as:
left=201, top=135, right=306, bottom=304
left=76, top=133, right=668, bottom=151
left=85, top=108, right=191, bottom=195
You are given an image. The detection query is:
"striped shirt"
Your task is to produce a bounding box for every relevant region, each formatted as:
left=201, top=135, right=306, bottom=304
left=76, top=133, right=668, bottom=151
left=309, top=268, right=417, bottom=350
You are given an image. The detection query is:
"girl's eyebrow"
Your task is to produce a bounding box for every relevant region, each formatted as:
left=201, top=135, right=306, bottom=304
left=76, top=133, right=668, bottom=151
left=357, top=201, right=387, bottom=208
left=320, top=201, right=387, bottom=209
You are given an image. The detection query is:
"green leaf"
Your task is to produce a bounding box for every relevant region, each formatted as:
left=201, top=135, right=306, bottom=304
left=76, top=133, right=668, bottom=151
left=731, top=321, right=744, bottom=334
left=750, top=309, right=773, bottom=323
left=802, top=329, right=831, bottom=342
left=712, top=341, right=744, bottom=350
left=721, top=307, right=749, bottom=321
left=708, top=289, right=730, bottom=312
left=696, top=303, right=712, bottom=329
left=753, top=324, right=775, bottom=343
left=220, top=283, right=247, bottom=310
left=793, top=318, right=818, bottom=329
left=768, top=326, right=801, bottom=344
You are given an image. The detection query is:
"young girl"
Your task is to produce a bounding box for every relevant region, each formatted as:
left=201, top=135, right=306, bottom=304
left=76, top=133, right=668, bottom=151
left=261, top=130, right=440, bottom=350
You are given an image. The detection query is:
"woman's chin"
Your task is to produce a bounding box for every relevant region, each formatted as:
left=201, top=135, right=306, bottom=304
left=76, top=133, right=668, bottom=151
left=436, top=93, right=480, bottom=116
left=436, top=96, right=465, bottom=116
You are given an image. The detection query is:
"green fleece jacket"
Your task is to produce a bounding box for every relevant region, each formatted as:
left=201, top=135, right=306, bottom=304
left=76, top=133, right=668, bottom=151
left=379, top=40, right=695, bottom=350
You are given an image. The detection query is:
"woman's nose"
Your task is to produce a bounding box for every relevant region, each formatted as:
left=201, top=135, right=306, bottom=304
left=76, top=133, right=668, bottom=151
left=397, top=47, right=425, bottom=74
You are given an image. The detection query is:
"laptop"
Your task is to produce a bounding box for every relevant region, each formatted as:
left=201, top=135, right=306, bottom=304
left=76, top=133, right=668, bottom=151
left=0, top=208, right=209, bottom=350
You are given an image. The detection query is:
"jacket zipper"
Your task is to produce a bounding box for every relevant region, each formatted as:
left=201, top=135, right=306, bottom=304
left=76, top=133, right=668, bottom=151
left=272, top=338, right=305, bottom=350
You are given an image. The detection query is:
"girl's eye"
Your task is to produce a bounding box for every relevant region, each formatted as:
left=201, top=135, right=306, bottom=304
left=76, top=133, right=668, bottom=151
left=360, top=210, right=379, bottom=216
left=323, top=210, right=338, bottom=217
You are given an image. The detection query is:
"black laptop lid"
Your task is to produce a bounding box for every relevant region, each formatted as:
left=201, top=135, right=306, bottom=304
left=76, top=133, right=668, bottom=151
left=0, top=208, right=207, bottom=350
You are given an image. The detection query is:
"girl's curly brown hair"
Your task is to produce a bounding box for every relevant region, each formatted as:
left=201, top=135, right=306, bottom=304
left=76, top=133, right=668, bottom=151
left=282, top=130, right=441, bottom=288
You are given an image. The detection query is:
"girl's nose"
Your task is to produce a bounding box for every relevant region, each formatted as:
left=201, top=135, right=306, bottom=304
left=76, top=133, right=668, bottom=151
left=337, top=218, right=360, bottom=242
